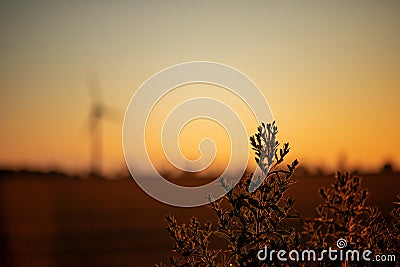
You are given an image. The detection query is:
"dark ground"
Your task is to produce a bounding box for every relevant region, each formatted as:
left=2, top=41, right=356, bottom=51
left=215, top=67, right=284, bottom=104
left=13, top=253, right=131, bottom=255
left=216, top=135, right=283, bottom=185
left=0, top=170, right=398, bottom=266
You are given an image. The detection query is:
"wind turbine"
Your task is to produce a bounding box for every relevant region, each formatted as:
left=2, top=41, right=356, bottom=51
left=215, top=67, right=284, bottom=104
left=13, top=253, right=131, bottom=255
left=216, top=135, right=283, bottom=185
left=86, top=75, right=119, bottom=178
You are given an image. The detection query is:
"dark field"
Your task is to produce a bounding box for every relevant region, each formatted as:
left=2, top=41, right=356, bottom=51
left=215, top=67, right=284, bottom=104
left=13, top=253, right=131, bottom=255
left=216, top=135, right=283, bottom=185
left=0, top=170, right=398, bottom=266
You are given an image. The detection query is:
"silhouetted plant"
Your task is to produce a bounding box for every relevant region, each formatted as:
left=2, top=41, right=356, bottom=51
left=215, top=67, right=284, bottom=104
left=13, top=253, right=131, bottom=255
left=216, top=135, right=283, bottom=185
left=303, top=172, right=390, bottom=265
left=157, top=122, right=300, bottom=266
left=388, top=194, right=400, bottom=253
left=157, top=123, right=397, bottom=267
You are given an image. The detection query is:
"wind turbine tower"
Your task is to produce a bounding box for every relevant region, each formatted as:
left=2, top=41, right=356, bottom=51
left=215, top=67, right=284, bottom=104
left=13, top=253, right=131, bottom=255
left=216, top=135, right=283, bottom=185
left=86, top=76, right=118, bottom=178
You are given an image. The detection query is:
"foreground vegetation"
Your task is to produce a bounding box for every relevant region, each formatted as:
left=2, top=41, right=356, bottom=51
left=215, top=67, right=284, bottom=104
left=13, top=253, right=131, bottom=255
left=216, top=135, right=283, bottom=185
left=157, top=122, right=399, bottom=266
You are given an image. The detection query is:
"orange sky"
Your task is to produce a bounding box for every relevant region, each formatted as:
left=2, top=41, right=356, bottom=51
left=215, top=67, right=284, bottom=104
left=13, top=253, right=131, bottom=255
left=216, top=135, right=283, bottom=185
left=0, top=1, right=399, bottom=176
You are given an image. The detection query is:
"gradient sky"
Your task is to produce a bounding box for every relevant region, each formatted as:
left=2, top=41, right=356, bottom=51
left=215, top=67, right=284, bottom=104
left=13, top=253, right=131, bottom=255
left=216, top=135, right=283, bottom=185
left=0, top=0, right=399, bottom=175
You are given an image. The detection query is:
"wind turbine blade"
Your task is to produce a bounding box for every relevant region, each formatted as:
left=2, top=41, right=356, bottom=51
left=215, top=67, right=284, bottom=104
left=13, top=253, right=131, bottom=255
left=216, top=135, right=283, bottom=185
left=81, top=113, right=100, bottom=135
left=89, top=116, right=100, bottom=134
left=101, top=105, right=123, bottom=123
left=86, top=74, right=103, bottom=103
left=80, top=114, right=90, bottom=134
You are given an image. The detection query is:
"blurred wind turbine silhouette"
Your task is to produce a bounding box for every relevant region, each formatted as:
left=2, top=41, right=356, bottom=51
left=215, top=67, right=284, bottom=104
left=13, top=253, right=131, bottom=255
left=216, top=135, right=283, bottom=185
left=85, top=75, right=120, bottom=178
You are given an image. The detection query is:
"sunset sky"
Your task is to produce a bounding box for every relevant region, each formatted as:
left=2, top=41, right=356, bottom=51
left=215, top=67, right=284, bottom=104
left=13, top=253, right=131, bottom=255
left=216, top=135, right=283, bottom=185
left=0, top=1, right=399, bottom=176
